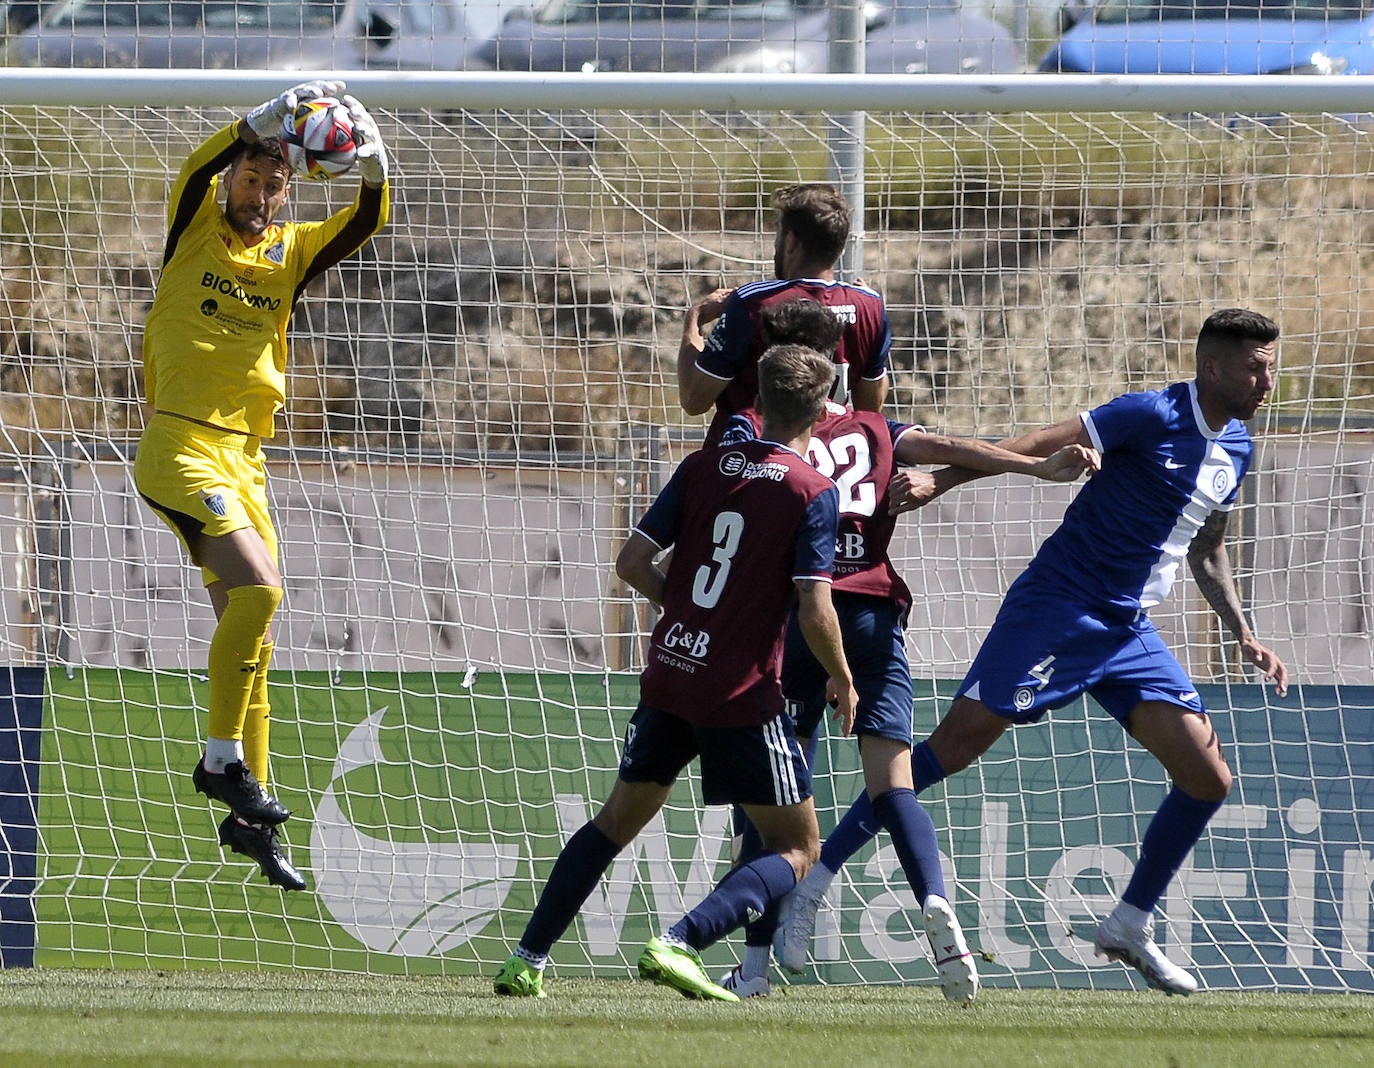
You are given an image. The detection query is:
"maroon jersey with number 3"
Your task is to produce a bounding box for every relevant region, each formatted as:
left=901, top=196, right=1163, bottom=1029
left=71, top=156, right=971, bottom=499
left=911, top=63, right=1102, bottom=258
left=633, top=438, right=840, bottom=727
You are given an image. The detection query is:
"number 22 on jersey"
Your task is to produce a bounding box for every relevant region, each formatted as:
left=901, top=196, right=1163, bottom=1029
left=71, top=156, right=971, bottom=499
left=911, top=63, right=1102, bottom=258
left=806, top=432, right=876, bottom=517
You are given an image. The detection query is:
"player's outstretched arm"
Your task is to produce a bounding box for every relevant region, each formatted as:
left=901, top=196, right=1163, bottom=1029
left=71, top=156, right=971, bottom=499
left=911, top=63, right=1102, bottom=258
left=890, top=409, right=1093, bottom=514
left=994, top=412, right=1094, bottom=459
left=1187, top=510, right=1290, bottom=696
left=1033, top=443, right=1103, bottom=482
left=243, top=79, right=346, bottom=143
left=889, top=414, right=1096, bottom=515
left=794, top=579, right=858, bottom=735
left=677, top=287, right=734, bottom=416
left=342, top=95, right=389, bottom=189
left=895, top=432, right=1099, bottom=482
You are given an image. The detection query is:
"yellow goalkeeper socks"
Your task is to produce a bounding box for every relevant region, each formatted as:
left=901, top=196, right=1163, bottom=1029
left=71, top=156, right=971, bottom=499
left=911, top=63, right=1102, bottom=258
left=242, top=640, right=275, bottom=787
left=206, top=584, right=282, bottom=747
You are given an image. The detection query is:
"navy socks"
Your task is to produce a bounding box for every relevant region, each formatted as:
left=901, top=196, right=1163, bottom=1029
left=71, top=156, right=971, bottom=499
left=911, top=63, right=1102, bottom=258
left=872, top=786, right=946, bottom=901
left=519, top=821, right=622, bottom=956
left=670, top=852, right=797, bottom=951
left=1122, top=785, right=1223, bottom=911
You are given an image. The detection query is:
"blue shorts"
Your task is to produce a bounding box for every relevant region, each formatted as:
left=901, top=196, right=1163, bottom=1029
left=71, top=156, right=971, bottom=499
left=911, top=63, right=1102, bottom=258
left=617, top=701, right=812, bottom=807
left=956, top=574, right=1204, bottom=725
left=781, top=593, right=913, bottom=745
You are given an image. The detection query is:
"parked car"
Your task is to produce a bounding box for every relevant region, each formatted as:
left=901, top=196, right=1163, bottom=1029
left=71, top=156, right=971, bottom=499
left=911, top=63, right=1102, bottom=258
left=473, top=0, right=1022, bottom=75
left=3, top=0, right=487, bottom=69
left=1038, top=0, right=1374, bottom=74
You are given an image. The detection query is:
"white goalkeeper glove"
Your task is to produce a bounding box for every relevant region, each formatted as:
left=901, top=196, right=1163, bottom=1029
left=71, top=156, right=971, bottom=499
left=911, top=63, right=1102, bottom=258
left=244, top=79, right=347, bottom=141
left=343, top=94, right=388, bottom=187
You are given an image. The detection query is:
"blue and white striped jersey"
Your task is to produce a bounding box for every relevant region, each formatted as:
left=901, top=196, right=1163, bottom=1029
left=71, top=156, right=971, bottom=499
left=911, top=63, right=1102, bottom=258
left=1028, top=380, right=1252, bottom=617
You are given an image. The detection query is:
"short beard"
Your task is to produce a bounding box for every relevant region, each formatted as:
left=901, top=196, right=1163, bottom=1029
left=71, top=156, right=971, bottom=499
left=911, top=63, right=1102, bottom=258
left=227, top=204, right=267, bottom=238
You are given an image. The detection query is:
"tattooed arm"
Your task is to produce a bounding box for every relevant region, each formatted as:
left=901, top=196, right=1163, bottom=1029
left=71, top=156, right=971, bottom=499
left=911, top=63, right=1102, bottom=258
left=1187, top=510, right=1289, bottom=695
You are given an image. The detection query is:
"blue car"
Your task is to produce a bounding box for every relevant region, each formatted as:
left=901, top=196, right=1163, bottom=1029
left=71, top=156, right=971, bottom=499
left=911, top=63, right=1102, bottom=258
left=1039, top=0, right=1374, bottom=74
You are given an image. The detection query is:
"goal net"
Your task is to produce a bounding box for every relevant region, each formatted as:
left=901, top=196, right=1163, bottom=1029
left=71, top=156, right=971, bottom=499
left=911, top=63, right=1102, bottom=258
left=1, top=70, right=1372, bottom=992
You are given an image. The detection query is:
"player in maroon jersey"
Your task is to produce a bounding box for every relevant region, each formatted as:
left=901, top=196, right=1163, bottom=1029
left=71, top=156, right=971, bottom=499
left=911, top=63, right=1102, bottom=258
left=677, top=183, right=893, bottom=446
left=494, top=344, right=859, bottom=1001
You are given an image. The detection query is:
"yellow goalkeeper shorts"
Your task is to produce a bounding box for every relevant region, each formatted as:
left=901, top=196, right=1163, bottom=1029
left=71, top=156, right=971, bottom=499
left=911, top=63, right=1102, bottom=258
left=134, top=412, right=279, bottom=586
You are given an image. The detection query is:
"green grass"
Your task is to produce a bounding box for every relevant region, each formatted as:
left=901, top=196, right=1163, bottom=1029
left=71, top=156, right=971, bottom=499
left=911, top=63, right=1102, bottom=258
left=0, top=970, right=1371, bottom=1067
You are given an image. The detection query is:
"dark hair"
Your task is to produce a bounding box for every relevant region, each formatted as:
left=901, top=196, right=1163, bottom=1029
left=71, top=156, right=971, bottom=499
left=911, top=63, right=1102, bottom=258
left=760, top=298, right=844, bottom=356
left=232, top=137, right=290, bottom=176
left=1196, top=308, right=1279, bottom=362
left=757, top=344, right=834, bottom=429
left=771, top=184, right=850, bottom=266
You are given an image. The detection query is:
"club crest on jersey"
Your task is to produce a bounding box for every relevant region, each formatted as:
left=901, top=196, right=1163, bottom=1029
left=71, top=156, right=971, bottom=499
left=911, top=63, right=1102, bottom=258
left=719, top=451, right=747, bottom=476
left=265, top=241, right=285, bottom=265
left=200, top=490, right=228, bottom=517
left=1212, top=466, right=1233, bottom=500
left=1013, top=687, right=1036, bottom=712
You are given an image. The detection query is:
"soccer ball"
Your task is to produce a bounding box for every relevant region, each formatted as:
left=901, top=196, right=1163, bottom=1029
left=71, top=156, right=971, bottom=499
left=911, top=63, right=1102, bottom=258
left=278, top=97, right=357, bottom=181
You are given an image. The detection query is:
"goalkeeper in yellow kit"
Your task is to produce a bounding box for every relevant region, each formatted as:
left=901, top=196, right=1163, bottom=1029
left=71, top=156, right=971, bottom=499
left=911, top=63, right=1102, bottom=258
left=134, top=80, right=389, bottom=890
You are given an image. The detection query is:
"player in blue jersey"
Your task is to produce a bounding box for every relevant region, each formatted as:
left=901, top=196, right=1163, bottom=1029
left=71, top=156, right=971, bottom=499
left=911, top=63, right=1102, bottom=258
left=677, top=183, right=892, bottom=445
left=779, top=307, right=1290, bottom=996
left=713, top=299, right=1098, bottom=1002
left=494, top=344, right=859, bottom=1001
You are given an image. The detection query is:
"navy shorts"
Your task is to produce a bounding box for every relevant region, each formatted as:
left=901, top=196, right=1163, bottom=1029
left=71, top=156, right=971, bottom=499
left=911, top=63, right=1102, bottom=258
left=617, top=701, right=812, bottom=807
left=956, top=573, right=1205, bottom=725
left=781, top=593, right=914, bottom=744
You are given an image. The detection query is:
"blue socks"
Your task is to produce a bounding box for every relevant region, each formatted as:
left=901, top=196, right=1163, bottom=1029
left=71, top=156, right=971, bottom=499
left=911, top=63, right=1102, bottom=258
left=819, top=740, right=947, bottom=872
left=818, top=793, right=881, bottom=872
left=1122, top=785, right=1223, bottom=911
left=871, top=786, right=946, bottom=901
left=911, top=740, right=946, bottom=793
left=519, top=821, right=621, bottom=957
left=670, top=852, right=797, bottom=951
left=734, top=817, right=776, bottom=949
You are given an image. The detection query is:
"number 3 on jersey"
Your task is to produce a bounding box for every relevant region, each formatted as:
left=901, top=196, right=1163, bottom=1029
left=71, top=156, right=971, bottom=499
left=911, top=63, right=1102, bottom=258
left=691, top=510, right=744, bottom=608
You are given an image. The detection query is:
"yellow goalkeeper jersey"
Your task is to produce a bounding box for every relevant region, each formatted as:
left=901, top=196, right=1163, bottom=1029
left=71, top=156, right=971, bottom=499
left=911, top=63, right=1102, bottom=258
left=143, top=121, right=388, bottom=438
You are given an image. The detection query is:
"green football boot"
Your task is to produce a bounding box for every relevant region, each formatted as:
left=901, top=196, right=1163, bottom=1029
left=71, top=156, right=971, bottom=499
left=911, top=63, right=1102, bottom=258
left=637, top=937, right=740, bottom=1002
left=493, top=955, right=547, bottom=999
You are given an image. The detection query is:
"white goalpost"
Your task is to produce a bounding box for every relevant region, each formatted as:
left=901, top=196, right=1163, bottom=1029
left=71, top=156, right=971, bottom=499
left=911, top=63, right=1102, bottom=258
left=1, top=69, right=1373, bottom=991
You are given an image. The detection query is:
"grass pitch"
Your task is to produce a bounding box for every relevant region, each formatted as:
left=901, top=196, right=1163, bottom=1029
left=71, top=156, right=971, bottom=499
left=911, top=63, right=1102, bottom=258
left=0, top=969, right=1371, bottom=1067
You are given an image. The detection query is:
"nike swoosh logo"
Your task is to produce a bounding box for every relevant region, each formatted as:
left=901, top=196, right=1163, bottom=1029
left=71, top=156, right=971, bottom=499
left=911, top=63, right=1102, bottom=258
left=1163, top=459, right=1185, bottom=470
left=1179, top=691, right=1199, bottom=702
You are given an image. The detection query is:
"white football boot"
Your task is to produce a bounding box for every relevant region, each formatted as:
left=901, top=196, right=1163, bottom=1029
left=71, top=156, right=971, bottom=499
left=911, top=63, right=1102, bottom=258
left=922, top=894, right=978, bottom=1004
left=1094, top=912, right=1198, bottom=996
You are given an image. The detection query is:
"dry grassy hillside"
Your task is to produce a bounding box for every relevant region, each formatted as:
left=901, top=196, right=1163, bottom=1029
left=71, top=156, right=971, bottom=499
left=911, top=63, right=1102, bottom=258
left=4, top=110, right=1374, bottom=459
